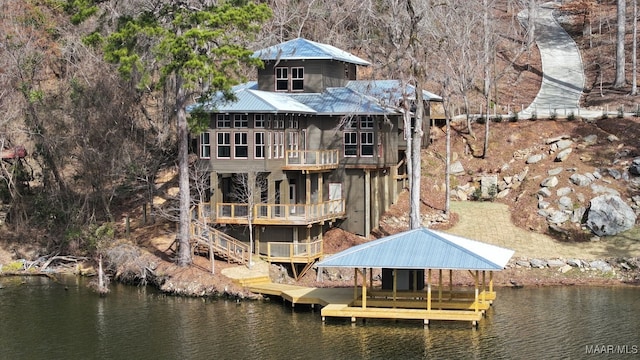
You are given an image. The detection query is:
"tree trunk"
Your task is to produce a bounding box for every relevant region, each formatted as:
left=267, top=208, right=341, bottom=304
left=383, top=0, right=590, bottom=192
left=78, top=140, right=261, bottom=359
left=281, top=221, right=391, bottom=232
left=614, top=0, right=627, bottom=88
left=632, top=0, right=638, bottom=95
left=410, top=85, right=424, bottom=230
left=445, top=104, right=451, bottom=216
left=176, top=79, right=192, bottom=267
left=483, top=0, right=491, bottom=159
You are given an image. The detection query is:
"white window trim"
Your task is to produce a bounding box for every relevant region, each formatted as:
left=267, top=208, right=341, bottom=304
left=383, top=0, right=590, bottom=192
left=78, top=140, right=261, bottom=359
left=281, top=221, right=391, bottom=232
left=234, top=114, right=248, bottom=128
left=199, top=132, right=211, bottom=159
left=217, top=114, right=231, bottom=128
left=255, top=132, right=265, bottom=159
left=234, top=132, right=248, bottom=159
left=344, top=131, right=358, bottom=157
left=217, top=132, right=231, bottom=159
left=360, top=131, right=375, bottom=157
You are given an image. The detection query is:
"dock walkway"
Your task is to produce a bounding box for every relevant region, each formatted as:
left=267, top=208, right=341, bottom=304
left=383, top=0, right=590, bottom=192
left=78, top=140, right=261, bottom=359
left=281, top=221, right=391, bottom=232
left=247, top=282, right=491, bottom=327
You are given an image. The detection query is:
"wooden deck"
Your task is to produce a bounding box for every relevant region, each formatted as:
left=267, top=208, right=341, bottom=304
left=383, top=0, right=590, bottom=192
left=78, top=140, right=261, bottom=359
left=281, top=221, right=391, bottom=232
left=247, top=283, right=492, bottom=327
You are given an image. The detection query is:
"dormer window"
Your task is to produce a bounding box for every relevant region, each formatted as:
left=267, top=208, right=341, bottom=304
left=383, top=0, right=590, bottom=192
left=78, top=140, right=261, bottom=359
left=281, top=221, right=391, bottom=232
left=275, top=67, right=304, bottom=92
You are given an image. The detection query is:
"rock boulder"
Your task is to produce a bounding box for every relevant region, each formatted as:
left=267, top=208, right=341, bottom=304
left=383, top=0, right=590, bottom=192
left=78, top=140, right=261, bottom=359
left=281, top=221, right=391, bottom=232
left=586, top=195, right=637, bottom=236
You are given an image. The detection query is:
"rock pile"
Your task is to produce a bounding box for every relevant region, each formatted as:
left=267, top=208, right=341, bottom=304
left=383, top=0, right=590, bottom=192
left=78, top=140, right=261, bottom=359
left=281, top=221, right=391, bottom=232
left=452, top=133, right=640, bottom=237
left=509, top=256, right=640, bottom=283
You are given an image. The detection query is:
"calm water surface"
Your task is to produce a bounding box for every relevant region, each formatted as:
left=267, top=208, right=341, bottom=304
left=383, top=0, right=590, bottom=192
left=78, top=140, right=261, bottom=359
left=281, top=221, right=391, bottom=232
left=0, top=276, right=638, bottom=359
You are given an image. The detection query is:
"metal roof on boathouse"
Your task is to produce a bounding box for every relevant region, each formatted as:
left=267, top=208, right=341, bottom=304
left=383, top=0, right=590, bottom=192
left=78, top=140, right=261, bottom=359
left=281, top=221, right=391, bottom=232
left=316, top=228, right=514, bottom=271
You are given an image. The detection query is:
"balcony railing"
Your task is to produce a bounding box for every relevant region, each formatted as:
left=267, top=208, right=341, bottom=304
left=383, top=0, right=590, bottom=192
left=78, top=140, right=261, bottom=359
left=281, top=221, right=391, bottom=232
left=208, top=199, right=345, bottom=225
left=262, top=240, right=323, bottom=263
left=283, top=149, right=340, bottom=170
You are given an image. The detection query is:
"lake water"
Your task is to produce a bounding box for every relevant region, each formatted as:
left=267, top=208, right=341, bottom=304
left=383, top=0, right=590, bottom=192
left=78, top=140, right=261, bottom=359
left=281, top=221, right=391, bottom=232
left=0, top=276, right=638, bottom=359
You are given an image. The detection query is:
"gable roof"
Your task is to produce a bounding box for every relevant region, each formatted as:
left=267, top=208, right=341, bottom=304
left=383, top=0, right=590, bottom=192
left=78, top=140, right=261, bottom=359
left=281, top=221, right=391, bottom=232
left=316, top=228, right=514, bottom=271
left=253, top=37, right=371, bottom=66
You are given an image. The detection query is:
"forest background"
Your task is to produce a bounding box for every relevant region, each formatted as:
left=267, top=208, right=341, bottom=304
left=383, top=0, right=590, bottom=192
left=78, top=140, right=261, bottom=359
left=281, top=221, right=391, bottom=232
left=0, top=0, right=638, bottom=277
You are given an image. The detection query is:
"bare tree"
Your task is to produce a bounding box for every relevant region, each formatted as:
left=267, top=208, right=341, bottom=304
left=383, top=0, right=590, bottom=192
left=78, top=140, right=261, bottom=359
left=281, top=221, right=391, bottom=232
left=614, top=0, right=627, bottom=88
left=231, top=171, right=268, bottom=269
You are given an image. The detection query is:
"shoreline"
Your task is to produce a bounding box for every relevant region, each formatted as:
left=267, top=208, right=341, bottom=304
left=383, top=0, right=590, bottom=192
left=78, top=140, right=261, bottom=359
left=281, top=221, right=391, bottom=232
left=1, top=261, right=638, bottom=299
left=2, top=250, right=639, bottom=298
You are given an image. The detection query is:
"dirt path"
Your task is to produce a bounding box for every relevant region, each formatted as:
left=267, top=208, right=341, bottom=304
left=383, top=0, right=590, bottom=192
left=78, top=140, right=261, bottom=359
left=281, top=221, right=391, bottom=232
left=447, top=201, right=640, bottom=260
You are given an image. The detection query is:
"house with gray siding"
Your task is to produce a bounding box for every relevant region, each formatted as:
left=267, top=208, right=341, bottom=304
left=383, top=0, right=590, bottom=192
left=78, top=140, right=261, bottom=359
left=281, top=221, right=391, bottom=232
left=190, top=38, right=441, bottom=277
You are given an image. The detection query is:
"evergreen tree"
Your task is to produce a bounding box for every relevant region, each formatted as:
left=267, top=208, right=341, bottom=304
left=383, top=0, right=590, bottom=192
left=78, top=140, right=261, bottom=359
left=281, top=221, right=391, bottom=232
left=67, top=0, right=271, bottom=266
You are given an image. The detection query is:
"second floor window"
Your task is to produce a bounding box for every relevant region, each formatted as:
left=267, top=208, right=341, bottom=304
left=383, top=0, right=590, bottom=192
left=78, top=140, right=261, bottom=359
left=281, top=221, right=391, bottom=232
left=276, top=67, right=288, bottom=91
left=199, top=132, right=211, bottom=159
left=217, top=132, right=230, bottom=158
left=291, top=67, right=304, bottom=91
left=234, top=132, right=248, bottom=158
left=288, top=132, right=299, bottom=157
left=344, top=132, right=358, bottom=157
left=255, top=132, right=265, bottom=159
left=272, top=131, right=285, bottom=159
left=360, top=132, right=374, bottom=157
left=275, top=67, right=304, bottom=92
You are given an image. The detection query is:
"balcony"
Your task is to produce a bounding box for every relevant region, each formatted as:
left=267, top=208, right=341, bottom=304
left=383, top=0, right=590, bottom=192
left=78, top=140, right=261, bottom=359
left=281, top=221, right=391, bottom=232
left=261, top=240, right=323, bottom=264
left=282, top=149, right=340, bottom=171
left=205, top=200, right=345, bottom=226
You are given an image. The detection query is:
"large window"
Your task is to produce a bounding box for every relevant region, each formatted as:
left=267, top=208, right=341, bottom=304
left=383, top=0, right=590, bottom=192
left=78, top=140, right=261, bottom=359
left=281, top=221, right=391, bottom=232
left=217, top=132, right=231, bottom=158
left=343, top=116, right=377, bottom=157
left=199, top=132, right=211, bottom=159
left=273, top=131, right=285, bottom=159
left=276, top=67, right=288, bottom=91
left=344, top=132, right=358, bottom=157
left=275, top=67, right=304, bottom=92
left=234, top=132, right=248, bottom=158
left=360, top=132, right=374, bottom=157
left=291, top=67, right=304, bottom=91
left=255, top=132, right=265, bottom=159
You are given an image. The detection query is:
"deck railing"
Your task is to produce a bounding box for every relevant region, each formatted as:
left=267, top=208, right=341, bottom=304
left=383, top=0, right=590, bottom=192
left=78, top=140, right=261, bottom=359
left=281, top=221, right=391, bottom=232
left=264, top=240, right=323, bottom=262
left=283, top=149, right=340, bottom=170
left=210, top=199, right=345, bottom=225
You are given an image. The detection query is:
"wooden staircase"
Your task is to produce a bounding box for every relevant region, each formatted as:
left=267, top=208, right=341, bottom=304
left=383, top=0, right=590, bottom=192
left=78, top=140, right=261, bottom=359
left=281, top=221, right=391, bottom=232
left=190, top=220, right=250, bottom=265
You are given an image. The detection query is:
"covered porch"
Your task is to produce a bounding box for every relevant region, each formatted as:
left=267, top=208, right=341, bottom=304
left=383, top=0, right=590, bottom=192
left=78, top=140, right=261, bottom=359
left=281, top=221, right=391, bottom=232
left=316, top=227, right=514, bottom=327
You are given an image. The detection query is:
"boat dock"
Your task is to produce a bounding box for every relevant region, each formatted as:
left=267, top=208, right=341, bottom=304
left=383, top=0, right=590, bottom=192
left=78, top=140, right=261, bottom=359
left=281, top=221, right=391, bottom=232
left=247, top=282, right=493, bottom=327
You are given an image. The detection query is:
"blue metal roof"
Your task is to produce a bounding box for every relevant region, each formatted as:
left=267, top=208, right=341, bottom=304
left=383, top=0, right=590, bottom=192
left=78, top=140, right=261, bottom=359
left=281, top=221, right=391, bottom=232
left=193, top=82, right=403, bottom=115
left=195, top=82, right=316, bottom=114
left=316, top=228, right=514, bottom=271
left=253, top=38, right=371, bottom=66
left=346, top=80, right=443, bottom=103
left=290, top=87, right=396, bottom=115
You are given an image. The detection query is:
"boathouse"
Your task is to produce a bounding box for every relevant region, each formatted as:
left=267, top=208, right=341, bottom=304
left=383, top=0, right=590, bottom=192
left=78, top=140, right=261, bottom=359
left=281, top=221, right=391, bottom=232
left=315, top=227, right=515, bottom=326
